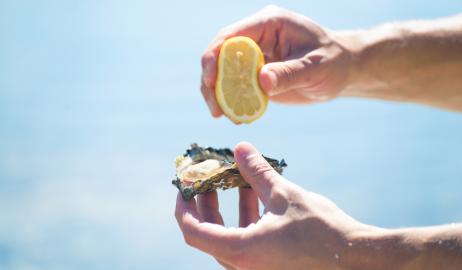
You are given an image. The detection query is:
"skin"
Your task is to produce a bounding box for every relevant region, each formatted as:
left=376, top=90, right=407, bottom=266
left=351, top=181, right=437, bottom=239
left=200, top=5, right=462, bottom=113
left=179, top=5, right=462, bottom=270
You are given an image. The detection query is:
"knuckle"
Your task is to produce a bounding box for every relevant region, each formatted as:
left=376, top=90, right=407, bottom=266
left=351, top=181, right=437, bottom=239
left=268, top=188, right=289, bottom=209
left=217, top=26, right=231, bottom=37
left=183, top=234, right=195, bottom=247
left=269, top=186, right=286, bottom=199
left=181, top=224, right=199, bottom=247
left=250, top=159, right=275, bottom=180
left=260, top=5, right=289, bottom=20
left=201, top=51, right=214, bottom=70
left=278, top=65, right=295, bottom=85
left=261, top=4, right=282, bottom=13
left=263, top=16, right=280, bottom=29
left=200, top=83, right=209, bottom=96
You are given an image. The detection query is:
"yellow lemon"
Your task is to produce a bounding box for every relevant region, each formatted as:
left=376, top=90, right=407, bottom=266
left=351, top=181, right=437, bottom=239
left=215, top=36, right=267, bottom=124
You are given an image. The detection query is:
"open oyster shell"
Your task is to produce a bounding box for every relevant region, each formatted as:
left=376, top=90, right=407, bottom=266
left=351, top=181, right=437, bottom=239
left=172, top=143, right=287, bottom=200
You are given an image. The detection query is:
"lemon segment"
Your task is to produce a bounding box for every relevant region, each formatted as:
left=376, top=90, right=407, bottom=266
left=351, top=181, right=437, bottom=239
left=215, top=36, right=267, bottom=124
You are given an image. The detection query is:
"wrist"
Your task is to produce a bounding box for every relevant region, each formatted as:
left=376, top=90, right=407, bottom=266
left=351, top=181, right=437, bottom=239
left=333, top=25, right=406, bottom=100
left=334, top=15, right=462, bottom=109
left=341, top=225, right=424, bottom=270
left=342, top=223, right=462, bottom=270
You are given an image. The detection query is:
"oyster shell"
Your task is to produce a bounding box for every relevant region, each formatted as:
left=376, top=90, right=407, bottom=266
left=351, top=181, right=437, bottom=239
left=173, top=143, right=287, bottom=200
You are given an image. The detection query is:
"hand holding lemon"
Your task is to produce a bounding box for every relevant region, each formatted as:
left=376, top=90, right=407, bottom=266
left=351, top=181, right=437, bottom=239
left=200, top=5, right=352, bottom=124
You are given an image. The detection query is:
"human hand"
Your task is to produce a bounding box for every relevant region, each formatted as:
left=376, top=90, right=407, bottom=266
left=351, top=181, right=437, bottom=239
left=175, top=142, right=369, bottom=270
left=201, top=5, right=354, bottom=117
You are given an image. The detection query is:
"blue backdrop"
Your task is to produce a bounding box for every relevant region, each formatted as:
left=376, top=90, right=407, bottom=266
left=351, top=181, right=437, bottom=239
left=1, top=0, right=462, bottom=269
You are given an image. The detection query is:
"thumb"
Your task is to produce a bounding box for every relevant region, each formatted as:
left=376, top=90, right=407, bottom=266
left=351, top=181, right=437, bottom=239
left=259, top=58, right=310, bottom=96
left=234, top=141, right=282, bottom=206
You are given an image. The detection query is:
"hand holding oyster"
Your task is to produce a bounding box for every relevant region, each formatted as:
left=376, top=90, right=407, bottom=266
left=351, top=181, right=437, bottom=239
left=172, top=143, right=287, bottom=200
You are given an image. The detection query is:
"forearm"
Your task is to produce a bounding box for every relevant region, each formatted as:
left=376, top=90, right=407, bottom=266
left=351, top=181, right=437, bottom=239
left=338, top=15, right=462, bottom=111
left=342, top=224, right=462, bottom=270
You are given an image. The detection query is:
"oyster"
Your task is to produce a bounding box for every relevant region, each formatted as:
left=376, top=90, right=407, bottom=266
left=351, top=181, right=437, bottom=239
left=173, top=143, right=287, bottom=200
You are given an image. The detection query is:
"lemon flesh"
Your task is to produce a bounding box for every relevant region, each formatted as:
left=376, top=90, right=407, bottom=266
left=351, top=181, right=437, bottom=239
left=215, top=36, right=267, bottom=124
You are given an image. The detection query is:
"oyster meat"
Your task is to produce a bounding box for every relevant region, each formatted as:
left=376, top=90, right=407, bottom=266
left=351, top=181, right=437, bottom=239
left=173, top=143, right=287, bottom=200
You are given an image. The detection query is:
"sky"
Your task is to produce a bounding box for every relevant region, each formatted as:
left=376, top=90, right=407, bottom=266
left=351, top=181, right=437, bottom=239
left=1, top=0, right=462, bottom=269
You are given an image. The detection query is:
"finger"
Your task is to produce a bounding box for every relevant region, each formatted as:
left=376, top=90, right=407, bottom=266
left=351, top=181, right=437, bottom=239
left=259, top=58, right=314, bottom=96
left=175, top=193, right=244, bottom=259
left=234, top=141, right=283, bottom=206
left=197, top=191, right=224, bottom=225
left=196, top=193, right=238, bottom=270
left=239, top=187, right=260, bottom=227
left=200, top=9, right=272, bottom=99
left=205, top=4, right=292, bottom=56
left=267, top=89, right=314, bottom=104
left=267, top=86, right=333, bottom=104
left=199, top=37, right=228, bottom=119
left=200, top=79, right=223, bottom=117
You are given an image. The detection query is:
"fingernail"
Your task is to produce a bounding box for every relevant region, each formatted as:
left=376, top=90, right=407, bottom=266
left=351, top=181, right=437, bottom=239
left=236, top=142, right=259, bottom=163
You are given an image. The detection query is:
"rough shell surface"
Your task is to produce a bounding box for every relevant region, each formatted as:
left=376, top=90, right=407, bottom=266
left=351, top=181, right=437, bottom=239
left=172, top=143, right=287, bottom=200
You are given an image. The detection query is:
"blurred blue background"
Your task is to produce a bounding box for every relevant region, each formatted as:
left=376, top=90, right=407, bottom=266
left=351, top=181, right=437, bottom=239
left=1, top=0, right=462, bottom=269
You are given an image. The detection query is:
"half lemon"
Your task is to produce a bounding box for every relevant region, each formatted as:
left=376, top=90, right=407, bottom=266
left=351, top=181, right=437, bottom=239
left=215, top=36, right=267, bottom=124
